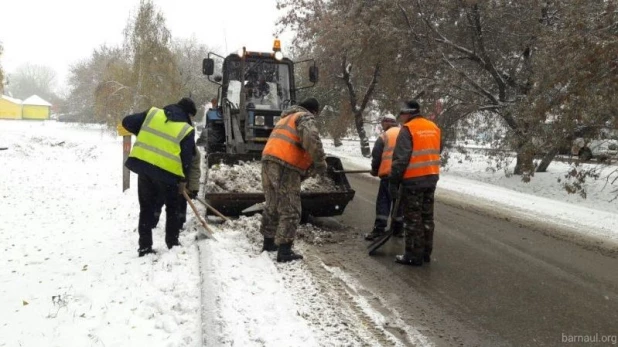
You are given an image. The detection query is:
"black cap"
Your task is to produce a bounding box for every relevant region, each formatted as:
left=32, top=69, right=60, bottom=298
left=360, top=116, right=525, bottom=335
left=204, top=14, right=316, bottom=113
left=299, top=97, right=320, bottom=114
left=399, top=100, right=420, bottom=115
left=178, top=97, right=197, bottom=116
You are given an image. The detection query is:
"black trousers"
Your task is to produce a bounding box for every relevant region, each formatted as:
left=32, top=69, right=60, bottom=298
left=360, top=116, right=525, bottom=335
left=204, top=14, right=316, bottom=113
left=137, top=174, right=181, bottom=249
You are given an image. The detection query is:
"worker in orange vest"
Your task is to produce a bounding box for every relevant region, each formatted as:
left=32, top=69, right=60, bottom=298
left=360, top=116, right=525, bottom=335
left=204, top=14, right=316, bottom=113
left=365, top=114, right=404, bottom=241
left=389, top=100, right=441, bottom=266
left=260, top=97, right=327, bottom=262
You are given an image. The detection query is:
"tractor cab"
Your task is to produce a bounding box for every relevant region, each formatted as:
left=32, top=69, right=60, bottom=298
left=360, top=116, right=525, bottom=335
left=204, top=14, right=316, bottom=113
left=199, top=40, right=318, bottom=154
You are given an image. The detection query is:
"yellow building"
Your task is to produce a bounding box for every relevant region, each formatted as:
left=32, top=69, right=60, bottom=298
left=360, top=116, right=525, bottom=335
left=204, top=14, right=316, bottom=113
left=0, top=95, right=23, bottom=119
left=22, top=95, right=52, bottom=120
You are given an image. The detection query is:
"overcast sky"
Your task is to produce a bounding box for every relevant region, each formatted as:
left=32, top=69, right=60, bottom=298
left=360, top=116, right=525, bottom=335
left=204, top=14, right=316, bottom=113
left=0, top=0, right=294, bottom=93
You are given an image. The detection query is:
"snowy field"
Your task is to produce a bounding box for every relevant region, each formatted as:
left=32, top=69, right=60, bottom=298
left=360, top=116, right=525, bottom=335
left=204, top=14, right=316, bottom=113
left=1, top=121, right=201, bottom=346
left=2, top=120, right=617, bottom=347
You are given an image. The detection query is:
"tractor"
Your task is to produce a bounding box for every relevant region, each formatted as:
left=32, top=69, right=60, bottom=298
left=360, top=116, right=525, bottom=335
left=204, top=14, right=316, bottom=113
left=198, top=39, right=355, bottom=220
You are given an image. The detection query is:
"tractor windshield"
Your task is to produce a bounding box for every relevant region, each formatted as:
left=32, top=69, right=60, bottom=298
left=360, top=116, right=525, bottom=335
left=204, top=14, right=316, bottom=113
left=225, top=59, right=292, bottom=111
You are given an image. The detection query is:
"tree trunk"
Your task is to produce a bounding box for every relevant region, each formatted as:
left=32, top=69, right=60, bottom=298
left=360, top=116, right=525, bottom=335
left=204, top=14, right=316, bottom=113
left=333, top=136, right=343, bottom=147
left=536, top=148, right=558, bottom=173
left=339, top=56, right=379, bottom=158
left=354, top=111, right=371, bottom=157
left=513, top=142, right=535, bottom=177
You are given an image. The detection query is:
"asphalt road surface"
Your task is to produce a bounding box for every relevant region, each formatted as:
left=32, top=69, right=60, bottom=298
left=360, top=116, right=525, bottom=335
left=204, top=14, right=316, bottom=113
left=309, top=174, right=618, bottom=346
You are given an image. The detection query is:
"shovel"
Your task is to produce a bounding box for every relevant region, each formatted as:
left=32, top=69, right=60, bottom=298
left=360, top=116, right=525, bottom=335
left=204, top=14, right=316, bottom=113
left=182, top=190, right=217, bottom=241
left=194, top=196, right=230, bottom=222
left=332, top=169, right=372, bottom=174
left=368, top=185, right=402, bottom=255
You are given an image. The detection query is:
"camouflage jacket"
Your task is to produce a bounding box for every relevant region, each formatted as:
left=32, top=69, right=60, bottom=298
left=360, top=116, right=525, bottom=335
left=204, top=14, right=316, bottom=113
left=262, top=105, right=326, bottom=175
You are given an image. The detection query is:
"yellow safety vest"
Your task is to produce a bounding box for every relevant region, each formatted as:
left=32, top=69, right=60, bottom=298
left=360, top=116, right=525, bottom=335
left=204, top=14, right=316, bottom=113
left=129, top=107, right=193, bottom=178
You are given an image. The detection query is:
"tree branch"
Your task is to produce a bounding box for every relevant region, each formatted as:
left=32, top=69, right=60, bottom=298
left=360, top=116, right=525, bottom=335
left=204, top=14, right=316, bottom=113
left=397, top=3, right=412, bottom=30
left=340, top=55, right=359, bottom=113
left=468, top=4, right=507, bottom=101
left=359, top=63, right=380, bottom=112
left=442, top=56, right=499, bottom=105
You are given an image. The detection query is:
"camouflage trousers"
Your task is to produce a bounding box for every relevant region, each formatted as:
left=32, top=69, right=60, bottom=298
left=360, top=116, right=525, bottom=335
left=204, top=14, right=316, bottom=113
left=259, top=161, right=302, bottom=245
left=401, top=185, right=436, bottom=258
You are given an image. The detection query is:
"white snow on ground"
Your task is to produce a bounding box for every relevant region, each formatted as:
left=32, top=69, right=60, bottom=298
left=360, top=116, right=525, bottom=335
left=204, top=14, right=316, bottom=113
left=199, top=215, right=429, bottom=347
left=1, top=121, right=201, bottom=347
left=324, top=139, right=618, bottom=244
left=200, top=216, right=320, bottom=346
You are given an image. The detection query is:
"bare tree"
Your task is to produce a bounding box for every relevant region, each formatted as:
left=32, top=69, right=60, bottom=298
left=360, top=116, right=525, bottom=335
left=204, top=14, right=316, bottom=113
left=66, top=45, right=128, bottom=122
left=91, top=0, right=182, bottom=128
left=171, top=37, right=219, bottom=120
left=7, top=63, right=57, bottom=101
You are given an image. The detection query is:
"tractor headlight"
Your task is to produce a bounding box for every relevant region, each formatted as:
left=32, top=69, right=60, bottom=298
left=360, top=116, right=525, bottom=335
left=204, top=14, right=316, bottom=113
left=273, top=116, right=280, bottom=124
left=274, top=51, right=284, bottom=61
left=255, top=115, right=265, bottom=126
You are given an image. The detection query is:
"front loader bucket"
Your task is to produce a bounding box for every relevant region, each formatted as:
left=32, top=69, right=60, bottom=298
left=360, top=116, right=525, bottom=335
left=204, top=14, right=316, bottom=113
left=203, top=154, right=355, bottom=218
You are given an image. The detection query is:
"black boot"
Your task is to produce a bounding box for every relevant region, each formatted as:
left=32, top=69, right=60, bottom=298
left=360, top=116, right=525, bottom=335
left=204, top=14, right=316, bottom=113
left=391, top=224, right=404, bottom=238
left=138, top=247, right=157, bottom=257
left=364, top=228, right=385, bottom=241
left=262, top=238, right=278, bottom=252
left=276, top=243, right=303, bottom=262
left=395, top=253, right=423, bottom=266
left=166, top=239, right=181, bottom=250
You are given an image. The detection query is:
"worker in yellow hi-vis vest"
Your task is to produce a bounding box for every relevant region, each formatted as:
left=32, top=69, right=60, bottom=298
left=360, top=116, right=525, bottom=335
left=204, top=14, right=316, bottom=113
left=122, top=98, right=197, bottom=257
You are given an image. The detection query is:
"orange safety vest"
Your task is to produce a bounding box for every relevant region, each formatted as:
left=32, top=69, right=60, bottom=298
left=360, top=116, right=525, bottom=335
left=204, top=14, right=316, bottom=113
left=378, top=127, right=400, bottom=177
left=403, top=117, right=441, bottom=179
left=262, top=112, right=313, bottom=170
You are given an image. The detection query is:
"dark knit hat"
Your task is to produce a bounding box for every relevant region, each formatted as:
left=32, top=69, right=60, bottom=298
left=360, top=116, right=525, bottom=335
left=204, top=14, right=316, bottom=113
left=299, top=97, right=320, bottom=114
left=399, top=100, right=420, bottom=115
left=178, top=97, right=197, bottom=116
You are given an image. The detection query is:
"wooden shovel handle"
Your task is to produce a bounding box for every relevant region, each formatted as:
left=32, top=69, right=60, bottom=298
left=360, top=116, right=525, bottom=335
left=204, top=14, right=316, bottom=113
left=183, top=190, right=217, bottom=240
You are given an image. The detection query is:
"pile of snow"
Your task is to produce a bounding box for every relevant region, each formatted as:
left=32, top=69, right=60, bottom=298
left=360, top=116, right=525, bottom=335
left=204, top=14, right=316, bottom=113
left=0, top=121, right=202, bottom=347
left=300, top=175, right=339, bottom=192
left=205, top=161, right=340, bottom=193
left=206, top=160, right=262, bottom=193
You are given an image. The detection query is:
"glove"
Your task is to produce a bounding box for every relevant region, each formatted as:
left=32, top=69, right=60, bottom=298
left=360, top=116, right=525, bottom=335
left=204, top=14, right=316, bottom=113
left=370, top=169, right=378, bottom=177
left=188, top=190, right=198, bottom=199
left=389, top=183, right=400, bottom=201
left=178, top=181, right=187, bottom=195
